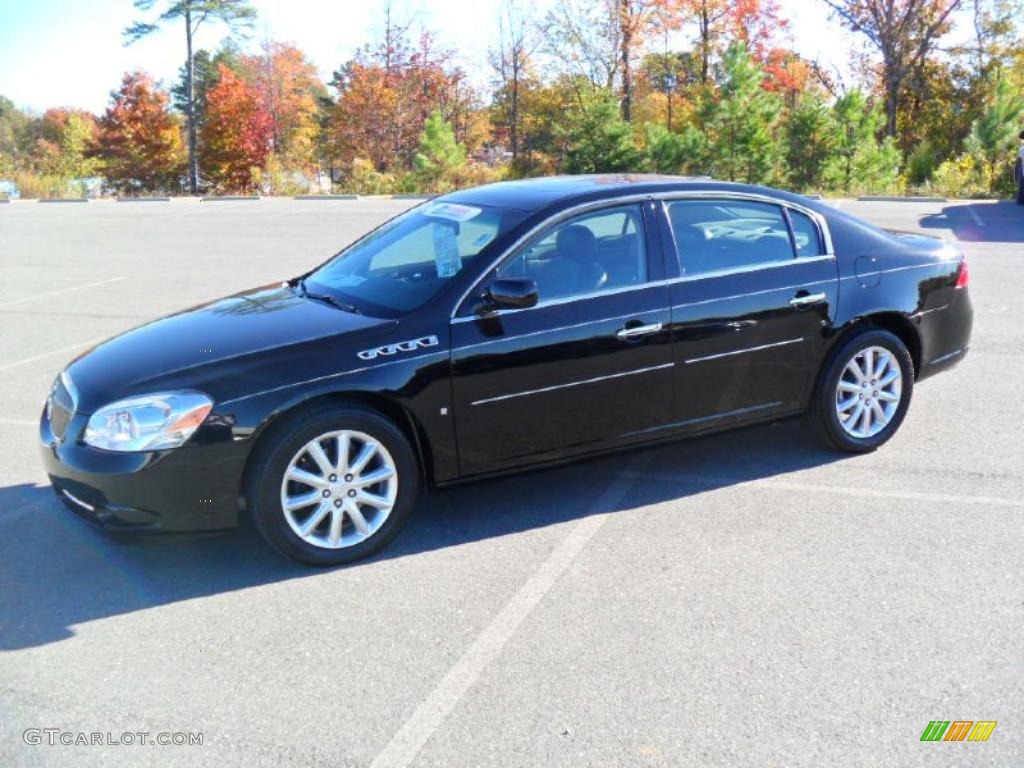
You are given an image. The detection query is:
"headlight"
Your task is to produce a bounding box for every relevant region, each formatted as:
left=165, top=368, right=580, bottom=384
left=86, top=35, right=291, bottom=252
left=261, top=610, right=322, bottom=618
left=84, top=391, right=213, bottom=452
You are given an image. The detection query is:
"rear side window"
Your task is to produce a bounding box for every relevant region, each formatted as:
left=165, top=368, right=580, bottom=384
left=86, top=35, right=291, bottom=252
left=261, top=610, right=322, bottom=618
left=666, top=200, right=795, bottom=277
left=788, top=210, right=825, bottom=256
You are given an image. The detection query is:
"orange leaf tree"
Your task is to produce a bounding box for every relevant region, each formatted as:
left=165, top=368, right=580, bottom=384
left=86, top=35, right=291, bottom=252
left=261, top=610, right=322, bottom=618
left=200, top=63, right=271, bottom=192
left=96, top=71, right=185, bottom=193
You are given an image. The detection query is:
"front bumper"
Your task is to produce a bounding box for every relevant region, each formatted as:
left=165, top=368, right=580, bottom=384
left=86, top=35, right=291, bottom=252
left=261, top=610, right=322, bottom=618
left=40, top=410, right=248, bottom=533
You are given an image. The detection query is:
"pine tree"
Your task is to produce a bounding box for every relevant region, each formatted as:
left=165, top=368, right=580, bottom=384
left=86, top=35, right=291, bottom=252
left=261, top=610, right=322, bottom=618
left=824, top=89, right=901, bottom=193
left=784, top=94, right=838, bottom=191
left=698, top=43, right=782, bottom=184
left=561, top=90, right=641, bottom=174
left=413, top=111, right=466, bottom=192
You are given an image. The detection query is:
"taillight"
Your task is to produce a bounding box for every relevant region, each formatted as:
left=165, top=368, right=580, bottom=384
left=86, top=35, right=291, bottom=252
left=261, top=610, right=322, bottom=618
left=955, top=258, right=969, bottom=289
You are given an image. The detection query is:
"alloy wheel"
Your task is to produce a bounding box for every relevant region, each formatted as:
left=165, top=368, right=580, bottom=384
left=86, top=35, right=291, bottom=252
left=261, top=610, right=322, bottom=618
left=835, top=345, right=903, bottom=439
left=279, top=429, right=398, bottom=549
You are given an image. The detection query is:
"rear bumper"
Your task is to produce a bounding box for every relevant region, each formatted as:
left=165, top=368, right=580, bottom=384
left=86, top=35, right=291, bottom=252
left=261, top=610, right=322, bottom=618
left=917, top=287, right=973, bottom=382
left=40, top=410, right=247, bottom=533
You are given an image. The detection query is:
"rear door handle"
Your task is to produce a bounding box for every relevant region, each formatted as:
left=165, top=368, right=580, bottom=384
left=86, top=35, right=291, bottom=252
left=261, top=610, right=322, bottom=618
left=616, top=322, right=663, bottom=340
left=790, top=292, right=827, bottom=308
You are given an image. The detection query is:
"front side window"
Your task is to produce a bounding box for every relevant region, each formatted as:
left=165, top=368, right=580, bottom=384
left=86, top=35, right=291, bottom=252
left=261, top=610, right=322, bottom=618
left=306, top=201, right=526, bottom=316
left=497, top=205, right=648, bottom=302
left=666, top=200, right=796, bottom=276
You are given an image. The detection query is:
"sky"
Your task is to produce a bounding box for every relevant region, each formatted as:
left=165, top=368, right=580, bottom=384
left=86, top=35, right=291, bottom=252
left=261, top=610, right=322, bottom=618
left=0, top=0, right=855, bottom=114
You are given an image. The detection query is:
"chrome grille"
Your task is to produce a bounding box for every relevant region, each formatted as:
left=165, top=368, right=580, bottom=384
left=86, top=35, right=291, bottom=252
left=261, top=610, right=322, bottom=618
left=48, top=374, right=75, bottom=440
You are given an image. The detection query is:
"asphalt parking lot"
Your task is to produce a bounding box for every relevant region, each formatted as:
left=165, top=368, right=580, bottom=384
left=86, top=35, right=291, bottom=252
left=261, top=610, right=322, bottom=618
left=1, top=196, right=1021, bottom=767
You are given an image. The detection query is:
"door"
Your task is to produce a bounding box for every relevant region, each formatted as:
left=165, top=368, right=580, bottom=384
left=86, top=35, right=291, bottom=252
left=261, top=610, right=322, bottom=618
left=659, top=198, right=838, bottom=430
left=451, top=202, right=673, bottom=474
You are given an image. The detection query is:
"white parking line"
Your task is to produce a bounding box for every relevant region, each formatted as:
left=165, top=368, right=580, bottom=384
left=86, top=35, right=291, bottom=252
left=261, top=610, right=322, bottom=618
left=759, top=478, right=1024, bottom=508
left=0, top=276, right=126, bottom=310
left=0, top=335, right=109, bottom=373
left=966, top=206, right=985, bottom=227
left=610, top=470, right=1024, bottom=509
left=370, top=462, right=646, bottom=768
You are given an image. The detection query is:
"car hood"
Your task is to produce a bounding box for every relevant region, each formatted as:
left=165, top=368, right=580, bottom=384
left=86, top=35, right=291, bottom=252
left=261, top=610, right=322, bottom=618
left=66, top=284, right=396, bottom=412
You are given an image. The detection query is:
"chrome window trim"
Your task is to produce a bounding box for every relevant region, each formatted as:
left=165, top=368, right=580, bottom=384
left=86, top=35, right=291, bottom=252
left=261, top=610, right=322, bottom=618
left=451, top=190, right=838, bottom=321
left=470, top=362, right=675, bottom=406
left=657, top=190, right=835, bottom=257
left=684, top=337, right=804, bottom=364
left=662, top=253, right=835, bottom=284
left=451, top=279, right=662, bottom=322
left=451, top=194, right=658, bottom=320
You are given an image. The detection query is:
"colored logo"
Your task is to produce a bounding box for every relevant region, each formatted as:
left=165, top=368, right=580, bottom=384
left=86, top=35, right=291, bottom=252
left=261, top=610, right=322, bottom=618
left=920, top=721, right=997, bottom=742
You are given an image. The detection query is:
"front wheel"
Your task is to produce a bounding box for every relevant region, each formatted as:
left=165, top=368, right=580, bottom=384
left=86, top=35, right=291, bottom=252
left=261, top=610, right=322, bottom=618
left=806, top=329, right=914, bottom=453
left=246, top=404, right=419, bottom=565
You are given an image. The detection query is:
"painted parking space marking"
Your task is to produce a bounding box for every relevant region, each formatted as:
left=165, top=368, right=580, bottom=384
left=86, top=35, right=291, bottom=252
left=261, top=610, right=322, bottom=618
left=370, top=461, right=646, bottom=768
left=602, top=469, right=1024, bottom=509
left=0, top=276, right=126, bottom=310
left=0, top=335, right=109, bottom=373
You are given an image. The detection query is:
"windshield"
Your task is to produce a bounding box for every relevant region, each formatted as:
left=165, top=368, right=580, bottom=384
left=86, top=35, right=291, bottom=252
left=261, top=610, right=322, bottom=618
left=303, top=201, right=527, bottom=317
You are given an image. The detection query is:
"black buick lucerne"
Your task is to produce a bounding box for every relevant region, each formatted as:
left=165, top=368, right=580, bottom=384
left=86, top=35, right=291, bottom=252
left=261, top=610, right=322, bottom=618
left=41, top=176, right=973, bottom=565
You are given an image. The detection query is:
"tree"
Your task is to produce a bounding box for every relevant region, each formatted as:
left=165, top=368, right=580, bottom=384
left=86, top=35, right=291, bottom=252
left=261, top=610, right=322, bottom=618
left=822, top=0, right=964, bottom=138
left=200, top=63, right=270, bottom=191
left=784, top=93, right=838, bottom=190
left=125, top=0, right=256, bottom=194
left=561, top=90, right=641, bottom=173
left=964, top=74, right=1024, bottom=192
left=170, top=41, right=243, bottom=138
left=489, top=0, right=539, bottom=163
left=824, top=89, right=901, bottom=192
left=326, top=12, right=461, bottom=174
left=33, top=109, right=100, bottom=180
left=0, top=96, right=31, bottom=174
left=642, top=123, right=706, bottom=173
left=96, top=72, right=185, bottom=192
left=698, top=43, right=782, bottom=183
left=244, top=41, right=324, bottom=171
left=413, top=111, right=466, bottom=192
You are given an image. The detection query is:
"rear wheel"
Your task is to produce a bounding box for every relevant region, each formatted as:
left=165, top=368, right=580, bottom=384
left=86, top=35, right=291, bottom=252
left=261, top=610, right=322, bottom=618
left=806, top=329, right=914, bottom=453
left=246, top=404, right=418, bottom=565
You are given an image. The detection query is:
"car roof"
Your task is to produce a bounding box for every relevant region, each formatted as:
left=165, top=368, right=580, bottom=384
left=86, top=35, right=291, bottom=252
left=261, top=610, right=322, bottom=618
left=440, top=174, right=825, bottom=215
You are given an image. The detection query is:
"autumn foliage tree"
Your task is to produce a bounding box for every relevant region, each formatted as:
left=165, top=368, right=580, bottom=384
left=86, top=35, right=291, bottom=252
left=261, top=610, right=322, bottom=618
left=326, top=16, right=462, bottom=174
left=243, top=41, right=323, bottom=171
left=200, top=63, right=271, bottom=191
left=96, top=72, right=184, bottom=192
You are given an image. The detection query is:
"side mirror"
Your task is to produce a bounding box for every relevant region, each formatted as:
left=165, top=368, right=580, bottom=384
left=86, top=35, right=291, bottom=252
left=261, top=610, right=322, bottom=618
left=483, top=277, right=538, bottom=310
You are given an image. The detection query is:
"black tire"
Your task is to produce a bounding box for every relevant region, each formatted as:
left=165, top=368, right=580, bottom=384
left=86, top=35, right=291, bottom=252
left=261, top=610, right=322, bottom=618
left=245, top=403, right=419, bottom=566
left=805, top=329, right=914, bottom=453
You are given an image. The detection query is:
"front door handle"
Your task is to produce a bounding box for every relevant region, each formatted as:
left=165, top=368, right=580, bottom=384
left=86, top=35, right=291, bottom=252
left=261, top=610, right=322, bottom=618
left=790, top=291, right=827, bottom=308
left=616, top=322, right=663, bottom=340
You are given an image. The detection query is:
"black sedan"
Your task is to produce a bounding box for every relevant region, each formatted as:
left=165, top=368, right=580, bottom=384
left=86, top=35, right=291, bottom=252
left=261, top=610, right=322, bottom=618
left=41, top=176, right=973, bottom=565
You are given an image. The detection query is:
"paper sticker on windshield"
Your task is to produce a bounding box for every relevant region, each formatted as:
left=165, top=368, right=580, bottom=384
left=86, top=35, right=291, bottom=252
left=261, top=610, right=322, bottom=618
left=433, top=224, right=462, bottom=278
left=424, top=202, right=481, bottom=223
